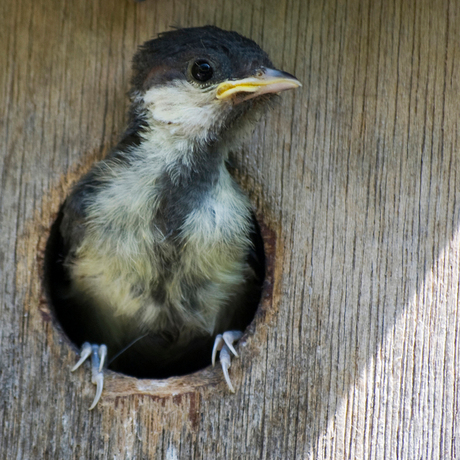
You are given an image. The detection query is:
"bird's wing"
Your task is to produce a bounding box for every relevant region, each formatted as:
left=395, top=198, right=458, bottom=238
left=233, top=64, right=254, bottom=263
left=234, top=211, right=266, bottom=330
left=44, top=161, right=116, bottom=346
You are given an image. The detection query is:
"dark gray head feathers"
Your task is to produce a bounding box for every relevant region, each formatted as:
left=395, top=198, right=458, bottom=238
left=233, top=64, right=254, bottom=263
left=131, top=26, right=273, bottom=92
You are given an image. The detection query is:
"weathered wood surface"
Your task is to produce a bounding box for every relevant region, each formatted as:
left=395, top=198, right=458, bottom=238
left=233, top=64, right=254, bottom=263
left=1, top=0, right=460, bottom=458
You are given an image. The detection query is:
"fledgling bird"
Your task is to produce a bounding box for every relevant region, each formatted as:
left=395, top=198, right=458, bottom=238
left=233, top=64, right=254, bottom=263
left=45, top=26, right=300, bottom=409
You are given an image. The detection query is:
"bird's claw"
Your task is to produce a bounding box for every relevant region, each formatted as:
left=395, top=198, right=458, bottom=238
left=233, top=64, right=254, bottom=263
left=71, top=342, right=107, bottom=410
left=212, top=330, right=243, bottom=393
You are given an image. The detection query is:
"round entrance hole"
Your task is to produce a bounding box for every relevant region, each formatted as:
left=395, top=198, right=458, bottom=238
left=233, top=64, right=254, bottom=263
left=43, top=201, right=266, bottom=380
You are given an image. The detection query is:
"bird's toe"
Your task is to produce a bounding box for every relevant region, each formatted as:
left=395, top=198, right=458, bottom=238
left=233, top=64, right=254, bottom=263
left=71, top=342, right=107, bottom=410
left=211, top=330, right=243, bottom=393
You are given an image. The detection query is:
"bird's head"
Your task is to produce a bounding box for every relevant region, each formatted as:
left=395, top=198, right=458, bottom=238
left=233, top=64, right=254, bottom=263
left=129, top=26, right=301, bottom=153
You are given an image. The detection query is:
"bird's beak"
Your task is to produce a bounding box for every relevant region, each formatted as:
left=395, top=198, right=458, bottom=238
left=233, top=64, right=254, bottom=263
left=216, top=68, right=301, bottom=103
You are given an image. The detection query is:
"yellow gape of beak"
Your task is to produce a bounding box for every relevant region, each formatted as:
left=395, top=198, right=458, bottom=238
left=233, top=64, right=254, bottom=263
left=216, top=67, right=301, bottom=103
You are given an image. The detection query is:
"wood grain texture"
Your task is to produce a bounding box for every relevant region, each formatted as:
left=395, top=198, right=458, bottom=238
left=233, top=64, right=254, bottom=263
left=1, top=0, right=460, bottom=458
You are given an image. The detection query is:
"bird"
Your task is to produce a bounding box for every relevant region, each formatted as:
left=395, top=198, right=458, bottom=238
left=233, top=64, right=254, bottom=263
left=45, top=25, right=300, bottom=409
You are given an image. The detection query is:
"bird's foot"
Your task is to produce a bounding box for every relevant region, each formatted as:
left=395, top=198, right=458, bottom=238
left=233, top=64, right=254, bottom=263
left=71, top=342, right=107, bottom=410
left=212, top=330, right=243, bottom=393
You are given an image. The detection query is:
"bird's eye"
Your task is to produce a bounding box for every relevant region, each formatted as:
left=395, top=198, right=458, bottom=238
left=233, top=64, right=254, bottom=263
left=191, top=60, right=214, bottom=82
